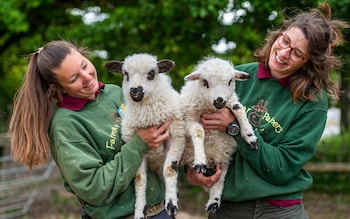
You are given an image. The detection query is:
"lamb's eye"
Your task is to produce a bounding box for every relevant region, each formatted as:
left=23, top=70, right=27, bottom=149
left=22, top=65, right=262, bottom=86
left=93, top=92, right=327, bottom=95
left=228, top=79, right=233, bottom=86
left=203, top=79, right=209, bottom=88
left=124, top=72, right=129, bottom=81
left=147, top=70, right=155, bottom=80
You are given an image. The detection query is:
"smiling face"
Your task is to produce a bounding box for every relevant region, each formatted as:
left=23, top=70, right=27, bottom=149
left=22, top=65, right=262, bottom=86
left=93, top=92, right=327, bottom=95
left=52, top=49, right=99, bottom=99
left=268, top=27, right=309, bottom=79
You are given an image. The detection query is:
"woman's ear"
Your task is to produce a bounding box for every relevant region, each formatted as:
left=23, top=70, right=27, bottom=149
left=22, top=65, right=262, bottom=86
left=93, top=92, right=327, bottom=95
left=50, top=83, right=65, bottom=101
left=50, top=83, right=65, bottom=93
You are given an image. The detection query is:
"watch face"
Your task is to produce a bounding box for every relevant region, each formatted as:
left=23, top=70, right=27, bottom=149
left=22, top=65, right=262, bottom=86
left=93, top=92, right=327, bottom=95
left=203, top=167, right=217, bottom=177
left=227, top=122, right=240, bottom=136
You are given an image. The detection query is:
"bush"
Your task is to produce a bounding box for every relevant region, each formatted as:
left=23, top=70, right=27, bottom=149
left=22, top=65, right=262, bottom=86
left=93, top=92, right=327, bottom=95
left=311, top=172, right=350, bottom=194
left=310, top=132, right=350, bottom=194
left=312, top=131, right=350, bottom=162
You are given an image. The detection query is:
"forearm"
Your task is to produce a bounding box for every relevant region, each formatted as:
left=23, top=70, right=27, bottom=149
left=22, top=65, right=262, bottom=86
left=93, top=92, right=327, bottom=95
left=56, top=134, right=148, bottom=205
left=235, top=130, right=317, bottom=185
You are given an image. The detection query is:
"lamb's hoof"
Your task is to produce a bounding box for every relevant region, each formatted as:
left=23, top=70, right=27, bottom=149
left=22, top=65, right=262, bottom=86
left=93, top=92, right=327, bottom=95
left=248, top=139, right=259, bottom=150
left=244, top=133, right=259, bottom=150
left=207, top=202, right=219, bottom=214
left=193, top=163, right=207, bottom=174
left=166, top=200, right=178, bottom=217
left=203, top=167, right=216, bottom=177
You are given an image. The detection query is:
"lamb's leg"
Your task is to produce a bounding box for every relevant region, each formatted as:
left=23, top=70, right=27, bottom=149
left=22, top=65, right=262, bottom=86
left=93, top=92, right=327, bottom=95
left=230, top=102, right=259, bottom=150
left=134, top=157, right=147, bottom=219
left=163, top=129, right=186, bottom=216
left=205, top=162, right=229, bottom=214
left=189, top=122, right=207, bottom=173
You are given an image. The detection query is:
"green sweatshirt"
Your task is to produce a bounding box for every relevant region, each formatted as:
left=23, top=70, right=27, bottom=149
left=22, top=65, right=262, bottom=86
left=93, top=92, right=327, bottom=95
left=49, top=84, right=165, bottom=219
left=222, top=62, right=328, bottom=202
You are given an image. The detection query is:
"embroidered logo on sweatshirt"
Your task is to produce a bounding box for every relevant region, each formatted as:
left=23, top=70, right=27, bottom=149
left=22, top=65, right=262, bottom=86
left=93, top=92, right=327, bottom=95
left=245, top=99, right=284, bottom=134
left=106, top=123, right=122, bottom=150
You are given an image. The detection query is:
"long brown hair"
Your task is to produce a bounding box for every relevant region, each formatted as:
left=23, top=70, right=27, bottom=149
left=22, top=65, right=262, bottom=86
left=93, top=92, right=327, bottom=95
left=255, top=3, right=349, bottom=103
left=8, top=41, right=89, bottom=169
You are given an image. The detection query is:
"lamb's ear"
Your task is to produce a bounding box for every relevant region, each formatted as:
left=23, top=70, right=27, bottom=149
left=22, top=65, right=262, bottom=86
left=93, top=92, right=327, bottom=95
left=104, top=61, right=124, bottom=74
left=234, top=69, right=251, bottom=81
left=158, top=60, right=175, bottom=73
left=184, top=71, right=201, bottom=81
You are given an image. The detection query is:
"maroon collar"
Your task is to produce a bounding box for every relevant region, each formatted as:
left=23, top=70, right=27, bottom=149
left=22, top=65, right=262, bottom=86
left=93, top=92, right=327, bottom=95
left=257, top=62, right=291, bottom=88
left=57, top=82, right=105, bottom=111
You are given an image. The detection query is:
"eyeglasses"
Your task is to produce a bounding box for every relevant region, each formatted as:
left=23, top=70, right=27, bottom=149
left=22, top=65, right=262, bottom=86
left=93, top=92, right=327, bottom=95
left=277, top=33, right=307, bottom=62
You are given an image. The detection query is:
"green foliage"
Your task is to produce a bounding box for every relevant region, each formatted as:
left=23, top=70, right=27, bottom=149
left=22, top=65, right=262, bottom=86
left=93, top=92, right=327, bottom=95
left=311, top=172, right=350, bottom=194
left=312, top=132, right=350, bottom=162
left=4, top=0, right=350, bottom=133
left=310, top=133, right=350, bottom=194
left=0, top=0, right=262, bottom=128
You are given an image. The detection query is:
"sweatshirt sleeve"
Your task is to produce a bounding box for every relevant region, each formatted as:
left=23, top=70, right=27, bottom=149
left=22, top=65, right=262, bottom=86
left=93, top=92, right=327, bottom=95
left=54, top=133, right=147, bottom=206
left=234, top=107, right=327, bottom=185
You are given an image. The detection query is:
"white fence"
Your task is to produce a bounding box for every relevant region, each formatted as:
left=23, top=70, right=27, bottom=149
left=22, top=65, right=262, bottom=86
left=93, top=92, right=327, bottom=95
left=0, top=155, right=56, bottom=219
left=0, top=133, right=57, bottom=219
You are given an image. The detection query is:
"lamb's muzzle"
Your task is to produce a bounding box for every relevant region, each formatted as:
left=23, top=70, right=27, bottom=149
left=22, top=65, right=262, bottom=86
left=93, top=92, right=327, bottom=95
left=213, top=97, right=226, bottom=109
left=130, top=86, right=144, bottom=102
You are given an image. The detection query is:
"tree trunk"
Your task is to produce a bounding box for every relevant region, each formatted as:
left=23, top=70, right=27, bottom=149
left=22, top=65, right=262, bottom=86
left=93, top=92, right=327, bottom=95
left=340, top=72, right=350, bottom=132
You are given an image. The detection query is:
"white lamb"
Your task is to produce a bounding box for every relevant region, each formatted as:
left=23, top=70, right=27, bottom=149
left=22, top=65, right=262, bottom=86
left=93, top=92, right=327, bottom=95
left=180, top=57, right=259, bottom=214
left=105, top=53, right=186, bottom=219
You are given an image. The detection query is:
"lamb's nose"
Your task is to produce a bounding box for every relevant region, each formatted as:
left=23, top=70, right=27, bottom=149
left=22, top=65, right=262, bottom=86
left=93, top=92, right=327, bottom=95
left=213, top=97, right=226, bottom=109
left=130, top=86, right=144, bottom=102
left=130, top=86, right=143, bottom=94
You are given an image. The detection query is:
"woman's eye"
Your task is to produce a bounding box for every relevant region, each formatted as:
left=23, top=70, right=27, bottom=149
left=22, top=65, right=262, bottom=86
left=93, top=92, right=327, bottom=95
left=69, top=75, right=78, bottom=83
left=291, top=50, right=301, bottom=58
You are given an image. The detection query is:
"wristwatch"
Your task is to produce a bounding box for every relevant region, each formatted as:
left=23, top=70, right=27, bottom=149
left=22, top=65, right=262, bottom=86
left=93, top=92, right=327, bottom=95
left=226, top=120, right=240, bottom=136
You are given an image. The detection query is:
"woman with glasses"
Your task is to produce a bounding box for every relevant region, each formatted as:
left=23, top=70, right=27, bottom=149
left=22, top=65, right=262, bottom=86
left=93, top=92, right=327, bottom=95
left=186, top=3, right=348, bottom=218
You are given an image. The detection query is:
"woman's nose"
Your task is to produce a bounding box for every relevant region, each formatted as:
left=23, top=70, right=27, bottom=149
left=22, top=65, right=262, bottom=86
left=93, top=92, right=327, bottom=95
left=82, top=72, right=91, bottom=83
left=279, top=47, right=292, bottom=58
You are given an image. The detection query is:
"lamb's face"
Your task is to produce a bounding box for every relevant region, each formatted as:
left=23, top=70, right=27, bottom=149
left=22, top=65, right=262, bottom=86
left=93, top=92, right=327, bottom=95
left=103, top=53, right=174, bottom=103
left=185, top=58, right=250, bottom=110
left=122, top=55, right=160, bottom=102
left=197, top=71, right=236, bottom=110
left=208, top=73, right=236, bottom=109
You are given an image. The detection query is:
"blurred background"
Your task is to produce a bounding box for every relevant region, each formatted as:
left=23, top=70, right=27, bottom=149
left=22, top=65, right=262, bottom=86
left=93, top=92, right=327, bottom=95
left=0, top=0, right=350, bottom=218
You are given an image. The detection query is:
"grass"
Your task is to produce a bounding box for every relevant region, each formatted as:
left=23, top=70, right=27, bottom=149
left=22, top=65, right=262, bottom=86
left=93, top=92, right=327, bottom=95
left=304, top=191, right=350, bottom=219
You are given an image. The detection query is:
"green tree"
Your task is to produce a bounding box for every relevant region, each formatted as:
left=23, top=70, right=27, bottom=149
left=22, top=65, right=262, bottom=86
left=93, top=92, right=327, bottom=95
left=3, top=0, right=349, bottom=133
left=327, top=0, right=350, bottom=131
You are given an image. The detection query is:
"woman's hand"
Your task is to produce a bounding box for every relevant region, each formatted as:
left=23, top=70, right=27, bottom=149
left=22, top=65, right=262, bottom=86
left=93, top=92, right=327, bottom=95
left=186, top=164, right=222, bottom=188
left=201, top=107, right=235, bottom=131
left=136, top=119, right=171, bottom=148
